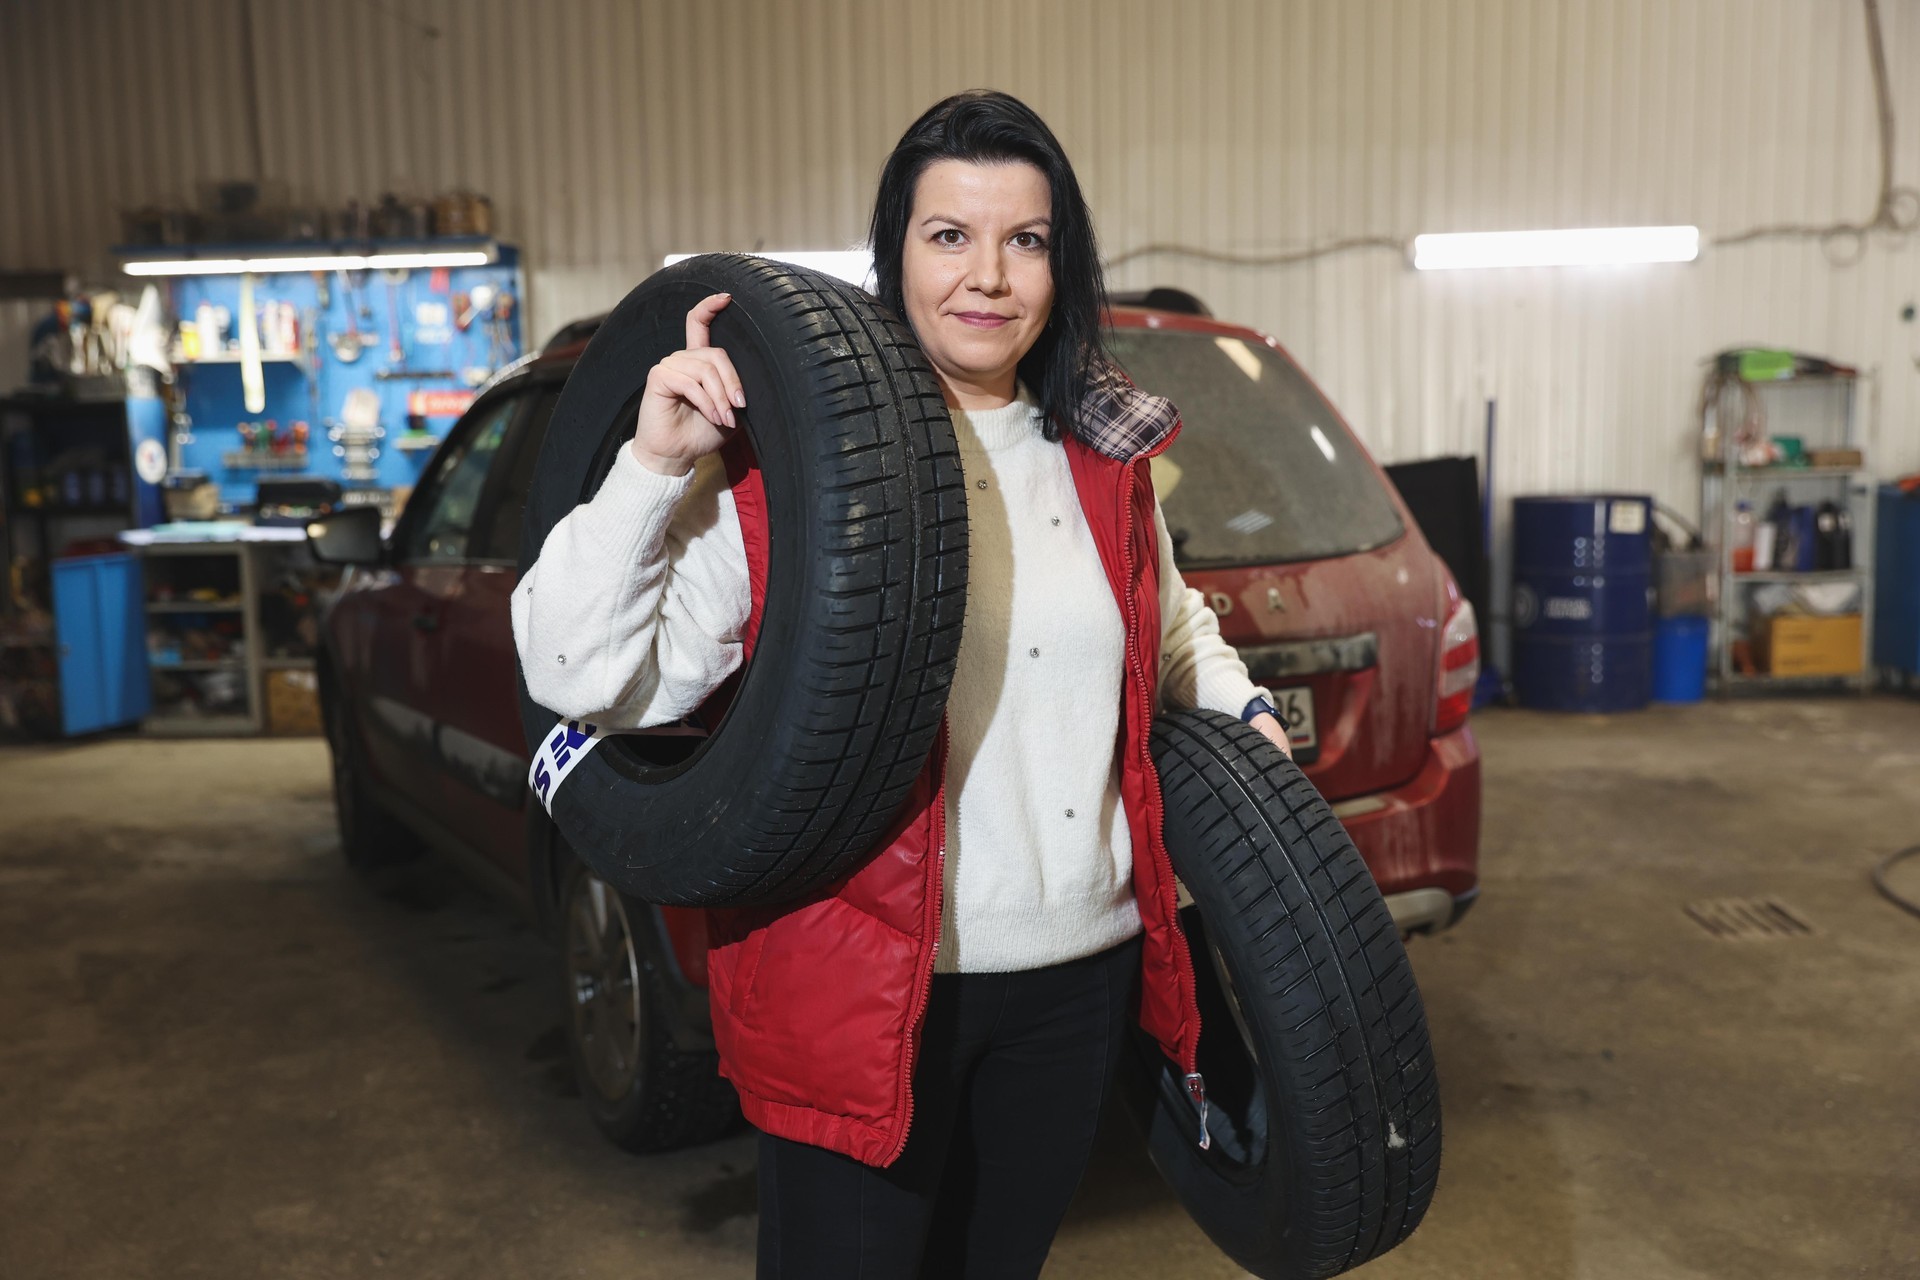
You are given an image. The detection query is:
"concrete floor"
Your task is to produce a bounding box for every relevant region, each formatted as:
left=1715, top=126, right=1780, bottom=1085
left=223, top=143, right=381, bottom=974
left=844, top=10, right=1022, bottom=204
left=2, top=698, right=1917, bottom=1279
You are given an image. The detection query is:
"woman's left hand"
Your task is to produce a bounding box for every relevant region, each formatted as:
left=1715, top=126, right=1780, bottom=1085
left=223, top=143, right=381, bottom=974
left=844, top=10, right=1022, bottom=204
left=1249, top=711, right=1293, bottom=759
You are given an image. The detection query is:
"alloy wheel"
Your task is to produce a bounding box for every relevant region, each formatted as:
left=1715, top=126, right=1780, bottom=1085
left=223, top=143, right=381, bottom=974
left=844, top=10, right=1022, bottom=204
left=565, top=871, right=645, bottom=1102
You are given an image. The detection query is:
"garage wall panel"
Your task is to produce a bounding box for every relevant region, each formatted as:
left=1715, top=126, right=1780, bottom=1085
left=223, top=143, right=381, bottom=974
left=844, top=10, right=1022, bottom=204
left=2, top=0, right=1915, bottom=535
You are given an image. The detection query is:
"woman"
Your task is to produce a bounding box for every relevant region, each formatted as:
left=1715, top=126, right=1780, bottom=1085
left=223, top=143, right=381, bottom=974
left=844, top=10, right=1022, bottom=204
left=514, top=89, right=1290, bottom=1278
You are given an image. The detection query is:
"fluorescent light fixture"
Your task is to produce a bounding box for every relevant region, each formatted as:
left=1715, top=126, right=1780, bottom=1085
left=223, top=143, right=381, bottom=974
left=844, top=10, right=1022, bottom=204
left=123, top=249, right=494, bottom=277
left=365, top=251, right=493, bottom=270
left=1411, top=226, right=1699, bottom=270
left=665, top=249, right=875, bottom=289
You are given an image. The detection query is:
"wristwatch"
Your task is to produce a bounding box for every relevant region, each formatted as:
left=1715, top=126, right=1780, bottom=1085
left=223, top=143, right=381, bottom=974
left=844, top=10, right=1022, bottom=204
left=1240, top=694, right=1279, bottom=724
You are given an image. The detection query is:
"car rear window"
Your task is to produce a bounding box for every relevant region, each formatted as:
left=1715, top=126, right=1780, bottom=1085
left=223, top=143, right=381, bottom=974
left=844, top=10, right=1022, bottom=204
left=1105, top=329, right=1405, bottom=566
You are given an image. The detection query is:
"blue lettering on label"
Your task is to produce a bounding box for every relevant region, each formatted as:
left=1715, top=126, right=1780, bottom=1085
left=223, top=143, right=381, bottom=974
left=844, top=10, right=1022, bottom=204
left=528, top=717, right=607, bottom=815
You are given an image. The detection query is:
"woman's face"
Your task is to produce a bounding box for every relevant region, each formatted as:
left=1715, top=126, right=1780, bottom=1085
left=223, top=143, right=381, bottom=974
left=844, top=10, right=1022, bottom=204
left=900, top=158, right=1055, bottom=410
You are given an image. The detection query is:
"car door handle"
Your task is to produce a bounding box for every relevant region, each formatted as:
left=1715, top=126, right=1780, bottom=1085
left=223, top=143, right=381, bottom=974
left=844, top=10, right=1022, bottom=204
left=410, top=612, right=440, bottom=632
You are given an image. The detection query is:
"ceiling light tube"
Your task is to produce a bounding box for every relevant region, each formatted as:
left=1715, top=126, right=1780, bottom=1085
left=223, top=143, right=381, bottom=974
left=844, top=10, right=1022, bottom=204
left=1412, top=225, right=1700, bottom=270
left=122, top=249, right=494, bottom=277
left=362, top=250, right=493, bottom=270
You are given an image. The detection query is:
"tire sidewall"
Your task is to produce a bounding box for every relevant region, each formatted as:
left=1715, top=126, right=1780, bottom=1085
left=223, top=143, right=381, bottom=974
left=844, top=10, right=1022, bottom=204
left=516, top=254, right=956, bottom=906
left=517, top=262, right=824, bottom=861
left=1130, top=710, right=1438, bottom=1279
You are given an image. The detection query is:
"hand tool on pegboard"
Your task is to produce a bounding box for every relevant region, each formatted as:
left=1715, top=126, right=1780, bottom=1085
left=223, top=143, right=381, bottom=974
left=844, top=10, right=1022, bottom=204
left=301, top=306, right=320, bottom=418
left=238, top=272, right=266, bottom=413
left=383, top=268, right=409, bottom=370
left=488, top=289, right=516, bottom=371
left=328, top=269, right=364, bottom=363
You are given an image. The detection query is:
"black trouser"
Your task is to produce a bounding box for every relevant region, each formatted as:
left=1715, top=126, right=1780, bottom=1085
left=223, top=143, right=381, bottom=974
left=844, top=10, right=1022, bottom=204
left=755, top=931, right=1144, bottom=1279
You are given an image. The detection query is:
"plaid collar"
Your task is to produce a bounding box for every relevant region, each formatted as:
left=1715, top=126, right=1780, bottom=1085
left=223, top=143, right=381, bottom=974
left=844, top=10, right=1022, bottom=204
left=1070, top=362, right=1181, bottom=462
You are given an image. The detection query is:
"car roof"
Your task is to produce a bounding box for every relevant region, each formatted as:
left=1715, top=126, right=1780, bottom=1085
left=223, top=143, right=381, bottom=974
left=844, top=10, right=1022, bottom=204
left=1106, top=304, right=1277, bottom=347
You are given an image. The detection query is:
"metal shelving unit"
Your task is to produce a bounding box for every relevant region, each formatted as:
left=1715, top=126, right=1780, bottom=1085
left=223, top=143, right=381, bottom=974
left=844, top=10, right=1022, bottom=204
left=1700, top=367, right=1875, bottom=693
left=1, top=397, right=140, bottom=737
left=135, top=540, right=265, bottom=734
left=123, top=526, right=327, bottom=735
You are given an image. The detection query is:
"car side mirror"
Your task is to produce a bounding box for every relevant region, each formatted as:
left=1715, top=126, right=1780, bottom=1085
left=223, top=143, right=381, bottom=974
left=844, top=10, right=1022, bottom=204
left=306, top=507, right=386, bottom=565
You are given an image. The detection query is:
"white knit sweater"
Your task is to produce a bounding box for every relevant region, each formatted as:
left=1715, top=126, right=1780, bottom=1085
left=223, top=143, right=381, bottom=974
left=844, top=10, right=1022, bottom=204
left=512, top=384, right=1267, bottom=973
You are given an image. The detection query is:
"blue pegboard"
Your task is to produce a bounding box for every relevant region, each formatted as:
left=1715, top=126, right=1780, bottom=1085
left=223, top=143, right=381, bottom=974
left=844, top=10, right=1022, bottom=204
left=157, top=244, right=524, bottom=505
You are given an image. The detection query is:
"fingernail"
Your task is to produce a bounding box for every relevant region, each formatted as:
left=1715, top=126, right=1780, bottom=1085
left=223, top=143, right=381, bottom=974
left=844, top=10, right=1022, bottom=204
left=726, top=410, right=737, bottom=428
left=732, top=390, right=746, bottom=408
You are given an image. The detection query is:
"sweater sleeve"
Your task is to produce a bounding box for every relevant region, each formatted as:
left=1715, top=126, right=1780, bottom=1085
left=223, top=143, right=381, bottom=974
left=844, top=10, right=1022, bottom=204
left=1154, top=497, right=1271, bottom=717
left=510, top=441, right=750, bottom=729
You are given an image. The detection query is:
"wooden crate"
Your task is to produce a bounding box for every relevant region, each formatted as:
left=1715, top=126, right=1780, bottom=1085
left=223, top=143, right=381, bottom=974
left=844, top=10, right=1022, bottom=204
left=265, top=668, right=322, bottom=735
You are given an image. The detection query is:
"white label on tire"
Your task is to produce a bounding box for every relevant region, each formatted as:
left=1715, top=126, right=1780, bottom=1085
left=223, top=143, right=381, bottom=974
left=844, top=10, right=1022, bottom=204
left=529, top=718, right=605, bottom=814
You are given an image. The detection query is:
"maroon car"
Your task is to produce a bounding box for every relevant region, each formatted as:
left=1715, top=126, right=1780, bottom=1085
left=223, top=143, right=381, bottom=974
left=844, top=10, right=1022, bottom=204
left=307, top=292, right=1481, bottom=1152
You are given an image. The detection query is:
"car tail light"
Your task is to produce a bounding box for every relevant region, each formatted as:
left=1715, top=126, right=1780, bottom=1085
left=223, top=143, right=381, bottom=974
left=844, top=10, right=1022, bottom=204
left=1435, top=599, right=1479, bottom=735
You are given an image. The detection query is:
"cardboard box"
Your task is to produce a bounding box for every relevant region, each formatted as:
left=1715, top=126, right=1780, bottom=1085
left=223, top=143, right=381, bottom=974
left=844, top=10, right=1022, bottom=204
left=1764, top=614, right=1863, bottom=676
left=266, top=668, right=323, bottom=735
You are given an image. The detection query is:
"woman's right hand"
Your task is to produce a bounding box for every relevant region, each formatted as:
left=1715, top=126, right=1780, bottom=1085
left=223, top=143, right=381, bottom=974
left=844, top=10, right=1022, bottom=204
left=629, top=292, right=748, bottom=477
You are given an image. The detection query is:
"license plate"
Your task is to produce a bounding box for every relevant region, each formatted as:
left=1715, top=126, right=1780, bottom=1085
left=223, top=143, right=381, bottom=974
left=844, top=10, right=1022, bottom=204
left=1273, top=686, right=1318, bottom=753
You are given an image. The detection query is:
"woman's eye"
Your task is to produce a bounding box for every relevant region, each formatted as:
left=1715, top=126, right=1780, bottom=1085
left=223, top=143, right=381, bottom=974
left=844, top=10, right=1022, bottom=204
left=935, top=229, right=964, bottom=246
left=1013, top=232, right=1047, bottom=250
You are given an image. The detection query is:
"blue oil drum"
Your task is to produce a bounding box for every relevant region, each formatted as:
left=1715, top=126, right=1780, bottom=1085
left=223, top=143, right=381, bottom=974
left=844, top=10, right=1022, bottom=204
left=1511, top=494, right=1653, bottom=712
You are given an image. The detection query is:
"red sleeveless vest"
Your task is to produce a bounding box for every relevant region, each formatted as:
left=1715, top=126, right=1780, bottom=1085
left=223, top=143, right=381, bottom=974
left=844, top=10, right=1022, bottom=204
left=703, top=378, right=1201, bottom=1167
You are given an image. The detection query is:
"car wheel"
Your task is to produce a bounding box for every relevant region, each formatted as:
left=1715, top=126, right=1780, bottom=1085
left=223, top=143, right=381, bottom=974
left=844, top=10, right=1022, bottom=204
left=322, top=684, right=423, bottom=871
left=1120, top=710, right=1442, bottom=1280
left=517, top=253, right=966, bottom=908
left=559, top=856, right=740, bottom=1153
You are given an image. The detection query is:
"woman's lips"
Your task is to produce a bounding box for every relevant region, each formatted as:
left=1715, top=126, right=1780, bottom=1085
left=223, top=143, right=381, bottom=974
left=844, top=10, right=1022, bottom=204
left=952, top=312, right=1011, bottom=329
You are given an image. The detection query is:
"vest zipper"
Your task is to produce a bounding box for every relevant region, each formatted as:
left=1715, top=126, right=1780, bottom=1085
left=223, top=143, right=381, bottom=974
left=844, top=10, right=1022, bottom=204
left=1118, top=461, right=1207, bottom=1144
left=1184, top=1072, right=1212, bottom=1151
left=884, top=715, right=950, bottom=1167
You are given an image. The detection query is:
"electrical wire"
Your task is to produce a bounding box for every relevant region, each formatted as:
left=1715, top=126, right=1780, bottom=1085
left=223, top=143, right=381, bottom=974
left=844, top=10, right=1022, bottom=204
left=1872, top=845, right=1920, bottom=921
left=346, top=0, right=441, bottom=39
left=1106, top=0, right=1909, bottom=274
left=1712, top=0, right=1917, bottom=262
left=1105, top=235, right=1405, bottom=272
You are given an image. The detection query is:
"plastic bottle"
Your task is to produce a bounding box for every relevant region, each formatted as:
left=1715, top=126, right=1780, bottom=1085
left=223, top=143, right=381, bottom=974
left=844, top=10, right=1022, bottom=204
left=1760, top=492, right=1793, bottom=572
left=1732, top=501, right=1756, bottom=572
left=1753, top=496, right=1782, bottom=572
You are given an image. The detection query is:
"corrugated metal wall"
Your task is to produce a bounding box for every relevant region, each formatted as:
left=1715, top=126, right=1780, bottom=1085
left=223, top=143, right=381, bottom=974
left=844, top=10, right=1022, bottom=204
left=4, top=0, right=1916, bottom=521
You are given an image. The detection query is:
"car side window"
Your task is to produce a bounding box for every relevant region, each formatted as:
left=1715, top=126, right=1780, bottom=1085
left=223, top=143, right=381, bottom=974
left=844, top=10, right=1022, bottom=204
left=398, top=397, right=519, bottom=563
left=477, top=390, right=557, bottom=562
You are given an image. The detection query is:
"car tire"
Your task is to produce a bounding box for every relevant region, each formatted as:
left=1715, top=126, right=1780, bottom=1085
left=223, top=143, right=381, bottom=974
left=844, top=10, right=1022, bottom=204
left=558, top=855, right=740, bottom=1153
left=321, top=683, right=424, bottom=872
left=1120, top=710, right=1441, bottom=1280
left=517, top=253, right=966, bottom=908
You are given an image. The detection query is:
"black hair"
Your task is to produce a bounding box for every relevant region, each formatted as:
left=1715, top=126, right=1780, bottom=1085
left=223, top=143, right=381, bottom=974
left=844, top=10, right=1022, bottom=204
left=868, top=89, right=1111, bottom=444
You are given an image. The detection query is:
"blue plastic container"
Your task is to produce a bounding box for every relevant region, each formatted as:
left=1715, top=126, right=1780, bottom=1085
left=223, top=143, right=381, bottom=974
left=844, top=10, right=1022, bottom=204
left=1511, top=494, right=1653, bottom=712
left=51, top=553, right=152, bottom=735
left=1874, top=485, right=1920, bottom=679
left=1652, top=616, right=1710, bottom=703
